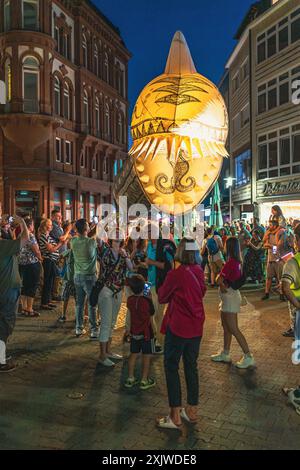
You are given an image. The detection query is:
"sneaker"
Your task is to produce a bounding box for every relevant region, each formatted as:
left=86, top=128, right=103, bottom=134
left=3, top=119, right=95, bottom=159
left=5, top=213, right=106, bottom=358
left=75, top=328, right=87, bottom=337
left=287, top=387, right=300, bottom=413
left=0, top=361, right=17, bottom=373
left=282, top=328, right=295, bottom=338
left=90, top=331, right=99, bottom=340
left=124, top=377, right=139, bottom=388
left=107, top=352, right=123, bottom=360
left=261, top=293, right=270, bottom=300
left=235, top=354, right=255, bottom=369
left=98, top=357, right=115, bottom=367
left=58, top=316, right=66, bottom=323
left=140, top=377, right=156, bottom=390
left=211, top=352, right=232, bottom=363
left=154, top=345, right=164, bottom=355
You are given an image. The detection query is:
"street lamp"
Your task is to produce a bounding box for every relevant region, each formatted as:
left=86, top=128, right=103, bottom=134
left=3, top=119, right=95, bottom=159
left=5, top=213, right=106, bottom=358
left=224, top=177, right=236, bottom=224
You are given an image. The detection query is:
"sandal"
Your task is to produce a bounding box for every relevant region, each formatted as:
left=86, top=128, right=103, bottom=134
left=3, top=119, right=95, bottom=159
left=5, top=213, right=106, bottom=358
left=28, top=311, right=40, bottom=318
left=180, top=408, right=197, bottom=424
left=156, top=416, right=182, bottom=430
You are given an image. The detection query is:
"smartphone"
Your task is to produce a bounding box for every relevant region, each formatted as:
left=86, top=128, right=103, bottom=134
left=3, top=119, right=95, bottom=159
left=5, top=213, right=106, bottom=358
left=8, top=216, right=14, bottom=224
left=272, top=246, right=277, bottom=255
left=93, top=216, right=99, bottom=224
left=143, top=283, right=151, bottom=297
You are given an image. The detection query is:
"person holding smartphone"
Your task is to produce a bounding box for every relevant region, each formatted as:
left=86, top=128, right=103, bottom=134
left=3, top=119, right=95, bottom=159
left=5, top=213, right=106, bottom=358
left=262, top=219, right=285, bottom=301
left=0, top=216, right=29, bottom=372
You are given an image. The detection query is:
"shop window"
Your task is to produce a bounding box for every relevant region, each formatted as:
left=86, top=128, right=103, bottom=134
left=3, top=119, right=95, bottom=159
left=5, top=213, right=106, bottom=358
left=23, top=56, right=39, bottom=113
left=22, top=0, right=39, bottom=31
left=65, top=192, right=73, bottom=221
left=54, top=190, right=62, bottom=212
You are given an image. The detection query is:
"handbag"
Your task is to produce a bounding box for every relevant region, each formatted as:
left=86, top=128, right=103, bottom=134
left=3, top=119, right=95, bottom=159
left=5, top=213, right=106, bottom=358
left=89, top=255, right=120, bottom=307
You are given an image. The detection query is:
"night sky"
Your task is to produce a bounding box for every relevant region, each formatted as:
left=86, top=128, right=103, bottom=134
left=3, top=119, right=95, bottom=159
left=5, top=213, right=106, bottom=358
left=94, top=0, right=254, bottom=116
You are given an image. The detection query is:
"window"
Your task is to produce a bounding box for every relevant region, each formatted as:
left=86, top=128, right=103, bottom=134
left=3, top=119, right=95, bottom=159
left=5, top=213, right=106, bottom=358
left=23, top=56, right=39, bottom=113
left=5, top=59, right=11, bottom=103
left=94, top=44, right=99, bottom=77
left=82, top=33, right=88, bottom=68
left=65, top=141, right=72, bottom=164
left=92, top=155, right=98, bottom=172
left=232, top=114, right=240, bottom=136
left=103, top=156, right=107, bottom=174
left=279, top=25, right=289, bottom=51
left=63, top=83, right=70, bottom=120
left=54, top=77, right=61, bottom=115
left=80, top=150, right=86, bottom=168
left=235, top=150, right=251, bottom=187
left=83, top=90, right=89, bottom=131
left=241, top=59, right=249, bottom=82
left=95, top=97, right=100, bottom=135
left=22, top=0, right=39, bottom=31
left=117, top=113, right=122, bottom=142
left=56, top=138, right=62, bottom=162
left=54, top=26, right=59, bottom=49
left=257, top=9, right=300, bottom=65
left=241, top=104, right=250, bottom=127
left=257, top=66, right=299, bottom=115
left=4, top=0, right=10, bottom=31
left=105, top=103, right=110, bottom=138
left=104, top=52, right=109, bottom=82
left=232, top=73, right=239, bottom=93
left=114, top=160, right=118, bottom=176
left=258, top=127, right=300, bottom=179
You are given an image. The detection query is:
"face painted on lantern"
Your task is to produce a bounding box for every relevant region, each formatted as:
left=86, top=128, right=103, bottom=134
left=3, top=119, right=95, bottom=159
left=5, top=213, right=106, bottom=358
left=129, top=31, right=228, bottom=216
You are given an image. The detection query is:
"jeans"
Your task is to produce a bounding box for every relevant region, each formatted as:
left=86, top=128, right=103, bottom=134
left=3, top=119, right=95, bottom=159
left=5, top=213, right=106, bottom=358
left=98, top=286, right=123, bottom=343
left=295, top=310, right=300, bottom=342
left=74, top=274, right=97, bottom=332
left=0, top=288, right=20, bottom=343
left=41, top=258, right=56, bottom=305
left=164, top=328, right=202, bottom=408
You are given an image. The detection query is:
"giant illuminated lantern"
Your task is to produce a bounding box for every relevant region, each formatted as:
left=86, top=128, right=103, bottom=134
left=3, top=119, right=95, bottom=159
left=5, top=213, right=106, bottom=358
left=117, top=31, right=228, bottom=215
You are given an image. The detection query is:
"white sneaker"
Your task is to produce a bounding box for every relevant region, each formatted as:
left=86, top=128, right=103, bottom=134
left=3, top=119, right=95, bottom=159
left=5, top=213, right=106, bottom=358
left=99, top=358, right=115, bottom=367
left=107, top=352, right=123, bottom=360
left=235, top=354, right=255, bottom=369
left=75, top=328, right=87, bottom=337
left=90, top=331, right=99, bottom=340
left=211, top=352, right=232, bottom=363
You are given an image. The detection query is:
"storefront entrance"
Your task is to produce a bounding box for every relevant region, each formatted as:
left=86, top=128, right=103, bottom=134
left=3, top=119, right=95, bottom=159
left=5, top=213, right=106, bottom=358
left=15, top=191, right=40, bottom=218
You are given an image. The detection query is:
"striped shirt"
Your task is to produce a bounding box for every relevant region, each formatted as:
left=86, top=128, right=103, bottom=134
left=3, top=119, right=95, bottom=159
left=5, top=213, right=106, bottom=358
left=39, top=233, right=60, bottom=262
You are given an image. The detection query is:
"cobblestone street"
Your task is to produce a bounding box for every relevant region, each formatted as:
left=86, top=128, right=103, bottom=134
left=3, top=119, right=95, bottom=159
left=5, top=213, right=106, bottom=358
left=0, top=288, right=299, bottom=450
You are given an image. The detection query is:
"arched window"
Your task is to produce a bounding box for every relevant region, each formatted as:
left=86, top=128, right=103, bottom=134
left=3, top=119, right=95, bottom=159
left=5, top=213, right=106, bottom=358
left=23, top=56, right=39, bottom=113
left=54, top=76, right=61, bottom=115
left=92, top=154, right=98, bottom=172
left=83, top=90, right=89, bottom=131
left=95, top=97, right=100, bottom=136
left=82, top=33, right=88, bottom=68
left=103, top=156, right=107, bottom=175
left=104, top=103, right=110, bottom=139
left=63, top=82, right=70, bottom=120
left=22, top=0, right=39, bottom=31
left=94, top=43, right=99, bottom=77
left=104, top=52, right=109, bottom=82
left=5, top=58, right=12, bottom=103
left=117, top=113, right=122, bottom=143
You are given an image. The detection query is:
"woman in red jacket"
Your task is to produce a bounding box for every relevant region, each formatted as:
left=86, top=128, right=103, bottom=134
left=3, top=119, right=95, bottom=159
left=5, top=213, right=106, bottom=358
left=156, top=238, right=206, bottom=430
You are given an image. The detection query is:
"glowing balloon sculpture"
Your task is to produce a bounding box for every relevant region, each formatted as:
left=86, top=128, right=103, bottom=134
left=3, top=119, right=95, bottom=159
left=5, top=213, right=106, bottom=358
left=128, top=31, right=228, bottom=215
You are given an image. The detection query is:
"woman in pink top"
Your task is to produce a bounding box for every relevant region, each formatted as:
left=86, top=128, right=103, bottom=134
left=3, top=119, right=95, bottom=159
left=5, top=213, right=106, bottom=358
left=156, top=238, right=206, bottom=430
left=211, top=237, right=255, bottom=369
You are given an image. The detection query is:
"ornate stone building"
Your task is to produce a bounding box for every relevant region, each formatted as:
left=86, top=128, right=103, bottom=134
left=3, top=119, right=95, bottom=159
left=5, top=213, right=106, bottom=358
left=0, top=0, right=130, bottom=220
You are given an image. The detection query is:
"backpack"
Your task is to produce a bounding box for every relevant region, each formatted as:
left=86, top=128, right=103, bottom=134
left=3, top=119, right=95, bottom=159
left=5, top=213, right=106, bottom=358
left=207, top=237, right=219, bottom=256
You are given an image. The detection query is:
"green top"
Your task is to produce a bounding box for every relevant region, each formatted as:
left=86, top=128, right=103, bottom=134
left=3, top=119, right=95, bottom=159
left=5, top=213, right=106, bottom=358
left=70, top=236, right=97, bottom=276
left=0, top=238, right=22, bottom=295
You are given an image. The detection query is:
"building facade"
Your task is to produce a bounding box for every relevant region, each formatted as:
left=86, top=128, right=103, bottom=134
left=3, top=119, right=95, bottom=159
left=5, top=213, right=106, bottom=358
left=0, top=0, right=130, bottom=220
left=225, top=0, right=300, bottom=223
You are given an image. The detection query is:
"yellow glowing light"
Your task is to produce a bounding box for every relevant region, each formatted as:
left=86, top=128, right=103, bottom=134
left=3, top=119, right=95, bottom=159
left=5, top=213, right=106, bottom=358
left=129, top=31, right=228, bottom=215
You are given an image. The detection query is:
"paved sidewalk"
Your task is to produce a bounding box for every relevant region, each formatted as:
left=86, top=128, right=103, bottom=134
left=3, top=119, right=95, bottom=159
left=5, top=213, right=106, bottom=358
left=0, top=289, right=299, bottom=450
